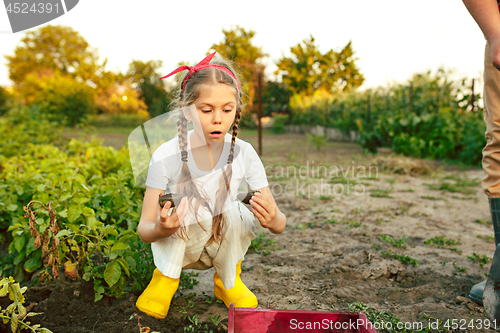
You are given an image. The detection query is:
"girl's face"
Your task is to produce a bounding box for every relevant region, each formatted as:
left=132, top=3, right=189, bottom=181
left=188, top=83, right=237, bottom=144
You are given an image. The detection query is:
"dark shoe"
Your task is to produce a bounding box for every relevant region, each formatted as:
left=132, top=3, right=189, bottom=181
left=484, top=244, right=500, bottom=322
left=470, top=198, right=500, bottom=305
left=490, top=198, right=500, bottom=246
left=470, top=279, right=486, bottom=305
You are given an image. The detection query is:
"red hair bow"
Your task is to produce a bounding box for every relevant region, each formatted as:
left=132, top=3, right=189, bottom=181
left=159, top=51, right=240, bottom=93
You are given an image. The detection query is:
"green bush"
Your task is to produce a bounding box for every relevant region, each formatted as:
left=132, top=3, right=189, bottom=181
left=271, top=115, right=288, bottom=134
left=89, top=113, right=150, bottom=128
left=0, top=111, right=154, bottom=299
left=0, top=86, right=12, bottom=116
left=288, top=68, right=484, bottom=165
left=238, top=112, right=257, bottom=129
left=25, top=73, right=97, bottom=127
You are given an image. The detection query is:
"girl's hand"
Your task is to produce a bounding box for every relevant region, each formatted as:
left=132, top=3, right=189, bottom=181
left=155, top=197, right=188, bottom=237
left=249, top=190, right=285, bottom=234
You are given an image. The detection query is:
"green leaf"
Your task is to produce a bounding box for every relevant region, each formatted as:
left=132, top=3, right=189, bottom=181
left=117, top=258, right=130, bottom=277
left=25, top=238, right=35, bottom=256
left=55, top=230, right=70, bottom=238
left=104, top=261, right=121, bottom=287
left=75, top=174, right=86, bottom=184
left=68, top=224, right=80, bottom=234
left=37, top=184, right=46, bottom=192
left=24, top=257, right=41, bottom=273
left=98, top=211, right=108, bottom=220
left=111, top=242, right=128, bottom=252
left=82, top=207, right=95, bottom=217
left=7, top=203, right=18, bottom=211
left=59, top=193, right=73, bottom=202
left=94, top=285, right=104, bottom=302
left=10, top=313, right=18, bottom=333
left=13, top=251, right=25, bottom=265
left=18, top=303, right=27, bottom=317
left=104, top=225, right=118, bottom=236
left=86, top=216, right=100, bottom=229
left=67, top=206, right=83, bottom=223
left=73, top=197, right=90, bottom=205
left=125, top=256, right=136, bottom=271
left=39, top=328, right=54, bottom=333
left=58, top=208, right=68, bottom=218
left=0, top=282, right=8, bottom=297
left=80, top=183, right=90, bottom=192
left=14, top=185, right=24, bottom=196
left=14, top=236, right=25, bottom=253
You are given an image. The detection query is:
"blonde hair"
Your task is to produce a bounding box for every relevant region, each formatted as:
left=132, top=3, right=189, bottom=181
left=172, top=56, right=242, bottom=245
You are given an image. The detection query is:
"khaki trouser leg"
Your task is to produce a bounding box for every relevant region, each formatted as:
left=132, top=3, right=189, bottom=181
left=482, top=43, right=500, bottom=198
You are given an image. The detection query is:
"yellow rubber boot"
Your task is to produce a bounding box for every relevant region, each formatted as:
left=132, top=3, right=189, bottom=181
left=213, top=261, right=258, bottom=308
left=136, top=268, right=180, bottom=319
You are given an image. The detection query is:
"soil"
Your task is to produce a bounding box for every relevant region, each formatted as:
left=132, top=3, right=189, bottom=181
left=2, top=132, right=498, bottom=333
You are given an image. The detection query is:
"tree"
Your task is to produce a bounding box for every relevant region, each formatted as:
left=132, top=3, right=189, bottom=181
left=261, top=81, right=291, bottom=117
left=5, top=25, right=106, bottom=88
left=0, top=86, right=12, bottom=116
left=19, top=72, right=96, bottom=126
left=275, top=36, right=364, bottom=96
left=127, top=60, right=171, bottom=117
left=210, top=26, right=266, bottom=111
left=96, top=81, right=148, bottom=116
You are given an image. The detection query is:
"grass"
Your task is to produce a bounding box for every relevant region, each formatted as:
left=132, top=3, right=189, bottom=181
left=379, top=234, right=408, bottom=249
left=467, top=252, right=492, bottom=268
left=348, top=302, right=418, bottom=333
left=421, top=195, right=447, bottom=202
left=475, top=218, right=492, bottom=225
left=323, top=218, right=336, bottom=225
left=424, top=235, right=462, bottom=253
left=369, top=188, right=393, bottom=198
left=381, top=249, right=419, bottom=267
left=346, top=221, right=362, bottom=229
left=453, top=262, right=467, bottom=274
left=179, top=271, right=199, bottom=291
left=451, top=195, right=478, bottom=203
left=248, top=232, right=277, bottom=256
left=477, top=234, right=495, bottom=243
left=329, top=176, right=358, bottom=185
left=425, top=175, right=479, bottom=195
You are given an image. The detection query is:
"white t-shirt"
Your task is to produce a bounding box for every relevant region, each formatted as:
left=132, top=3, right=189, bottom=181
left=145, top=130, right=268, bottom=212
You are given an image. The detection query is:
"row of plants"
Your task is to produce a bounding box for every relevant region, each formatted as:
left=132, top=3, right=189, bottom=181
left=281, top=68, right=485, bottom=165
left=0, top=106, right=155, bottom=302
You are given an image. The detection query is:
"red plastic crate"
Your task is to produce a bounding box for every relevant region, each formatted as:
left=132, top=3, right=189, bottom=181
left=228, top=303, right=377, bottom=332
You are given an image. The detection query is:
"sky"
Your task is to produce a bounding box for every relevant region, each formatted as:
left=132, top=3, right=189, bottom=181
left=0, top=0, right=487, bottom=90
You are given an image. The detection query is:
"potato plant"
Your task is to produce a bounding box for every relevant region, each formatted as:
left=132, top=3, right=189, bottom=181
left=0, top=107, right=155, bottom=301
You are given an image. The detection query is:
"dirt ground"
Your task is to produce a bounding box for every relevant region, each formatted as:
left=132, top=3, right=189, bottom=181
left=3, top=131, right=498, bottom=333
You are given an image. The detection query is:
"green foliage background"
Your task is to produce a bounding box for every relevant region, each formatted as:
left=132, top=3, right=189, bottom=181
left=0, top=106, right=154, bottom=300
left=287, top=69, right=485, bottom=166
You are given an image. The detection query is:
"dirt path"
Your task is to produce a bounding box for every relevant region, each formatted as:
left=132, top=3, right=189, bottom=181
left=6, top=132, right=497, bottom=332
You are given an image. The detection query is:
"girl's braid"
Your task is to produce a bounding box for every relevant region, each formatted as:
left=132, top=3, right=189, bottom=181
left=175, top=111, right=212, bottom=239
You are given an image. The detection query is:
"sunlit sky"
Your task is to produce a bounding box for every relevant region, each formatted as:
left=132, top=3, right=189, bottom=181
left=0, top=0, right=487, bottom=90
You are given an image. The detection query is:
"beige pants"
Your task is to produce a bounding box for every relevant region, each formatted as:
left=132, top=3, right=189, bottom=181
left=482, top=43, right=500, bottom=198
left=151, top=201, right=257, bottom=289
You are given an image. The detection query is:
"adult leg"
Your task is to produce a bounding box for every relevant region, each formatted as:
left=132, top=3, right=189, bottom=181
left=469, top=42, right=500, bottom=307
